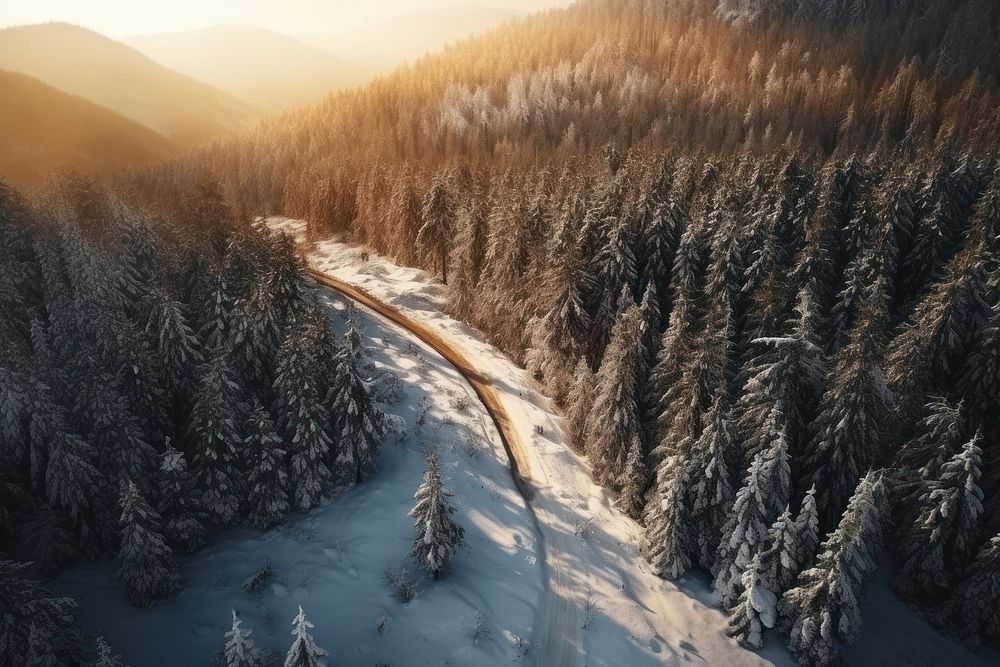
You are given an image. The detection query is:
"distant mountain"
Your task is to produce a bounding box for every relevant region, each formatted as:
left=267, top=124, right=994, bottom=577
left=0, top=70, right=175, bottom=188
left=0, top=23, right=256, bottom=145
left=127, top=25, right=366, bottom=113
left=308, top=4, right=521, bottom=73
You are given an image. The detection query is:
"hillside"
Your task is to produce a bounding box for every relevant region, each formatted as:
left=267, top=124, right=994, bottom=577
left=0, top=69, right=175, bottom=188
left=132, top=0, right=1000, bottom=662
left=126, top=25, right=366, bottom=114
left=0, top=23, right=256, bottom=144
left=309, top=4, right=521, bottom=73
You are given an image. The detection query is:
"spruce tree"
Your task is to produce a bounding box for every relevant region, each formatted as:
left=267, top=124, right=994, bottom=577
left=780, top=470, right=891, bottom=666
left=418, top=175, right=456, bottom=284
left=189, top=355, right=244, bottom=524
left=283, top=606, right=327, bottom=667
left=329, top=325, right=386, bottom=485
left=273, top=322, right=333, bottom=510
left=726, top=552, right=777, bottom=649
left=586, top=304, right=645, bottom=489
left=897, top=432, right=984, bottom=597
left=410, top=449, right=465, bottom=580
left=714, top=426, right=790, bottom=607
left=686, top=397, right=736, bottom=571
left=793, top=485, right=821, bottom=571
left=643, top=455, right=692, bottom=580
left=146, top=295, right=201, bottom=391
left=224, top=609, right=261, bottom=667
left=803, top=304, right=891, bottom=527
left=118, top=480, right=179, bottom=607
left=618, top=434, right=648, bottom=520
left=565, top=359, right=595, bottom=451
left=244, top=405, right=289, bottom=528
left=158, top=441, right=206, bottom=554
left=939, top=533, right=1000, bottom=648
left=0, top=560, right=80, bottom=666
left=95, top=636, right=126, bottom=667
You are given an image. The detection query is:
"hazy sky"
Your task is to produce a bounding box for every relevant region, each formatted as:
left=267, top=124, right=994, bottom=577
left=0, top=0, right=574, bottom=37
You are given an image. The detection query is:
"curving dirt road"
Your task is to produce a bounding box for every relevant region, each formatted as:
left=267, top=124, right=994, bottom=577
left=308, top=269, right=584, bottom=666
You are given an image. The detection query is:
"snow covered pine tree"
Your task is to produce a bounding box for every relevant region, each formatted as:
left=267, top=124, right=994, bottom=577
left=224, top=609, right=261, bottom=667
left=118, top=479, right=179, bottom=607
left=410, top=449, right=465, bottom=580
left=284, top=606, right=328, bottom=667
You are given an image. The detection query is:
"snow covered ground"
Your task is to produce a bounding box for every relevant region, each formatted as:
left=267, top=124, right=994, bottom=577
left=47, top=215, right=999, bottom=667
left=50, top=284, right=545, bottom=666
left=268, top=216, right=1000, bottom=667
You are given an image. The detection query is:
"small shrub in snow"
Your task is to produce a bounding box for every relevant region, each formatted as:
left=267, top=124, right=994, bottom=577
left=416, top=396, right=432, bottom=431
left=513, top=635, right=532, bottom=662
left=242, top=560, right=273, bottom=594
left=472, top=612, right=492, bottom=644
left=460, top=433, right=482, bottom=459
left=451, top=396, right=472, bottom=413
left=583, top=597, right=601, bottom=629
left=372, top=370, right=405, bottom=405
left=375, top=614, right=391, bottom=637
left=382, top=566, right=419, bottom=604
left=533, top=424, right=545, bottom=436
left=574, top=517, right=594, bottom=540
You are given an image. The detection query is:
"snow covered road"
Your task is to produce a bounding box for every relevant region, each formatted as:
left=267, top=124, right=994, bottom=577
left=282, top=218, right=783, bottom=667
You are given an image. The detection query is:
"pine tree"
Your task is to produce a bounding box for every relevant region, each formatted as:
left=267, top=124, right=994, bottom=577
left=643, top=455, right=692, bottom=580
left=897, top=432, right=984, bottom=597
left=758, top=507, right=800, bottom=595
left=158, top=441, right=206, bottom=554
left=726, top=552, right=777, bottom=649
left=0, top=560, right=79, bottom=666
left=714, top=427, right=790, bottom=607
left=274, top=322, right=333, bottom=510
left=95, top=636, right=125, bottom=667
left=735, top=321, right=824, bottom=468
left=118, top=480, right=179, bottom=607
left=939, top=533, right=1000, bottom=648
left=189, top=355, right=244, bottom=524
left=224, top=609, right=261, bottom=667
left=565, top=359, right=595, bottom=451
left=418, top=174, right=456, bottom=284
left=146, top=295, right=201, bottom=391
left=329, top=324, right=386, bottom=485
left=617, top=434, right=648, bottom=520
left=410, top=449, right=465, bottom=580
left=244, top=405, right=289, bottom=528
left=586, top=304, right=645, bottom=489
left=544, top=262, right=593, bottom=358
left=793, top=485, right=821, bottom=570
left=283, top=606, right=327, bottom=667
left=803, top=305, right=891, bottom=527
left=780, top=470, right=891, bottom=666
left=686, top=397, right=736, bottom=571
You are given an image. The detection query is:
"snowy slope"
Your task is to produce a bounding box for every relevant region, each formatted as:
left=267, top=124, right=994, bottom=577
left=49, top=284, right=545, bottom=666
left=270, top=216, right=1000, bottom=667
left=270, top=218, right=784, bottom=667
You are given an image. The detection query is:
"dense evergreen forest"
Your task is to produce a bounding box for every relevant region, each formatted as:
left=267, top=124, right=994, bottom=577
left=128, top=0, right=1000, bottom=662
left=3, top=0, right=999, bottom=664
left=0, top=176, right=391, bottom=663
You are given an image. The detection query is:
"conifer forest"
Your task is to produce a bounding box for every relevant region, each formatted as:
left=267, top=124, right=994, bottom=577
left=1, top=0, right=999, bottom=665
